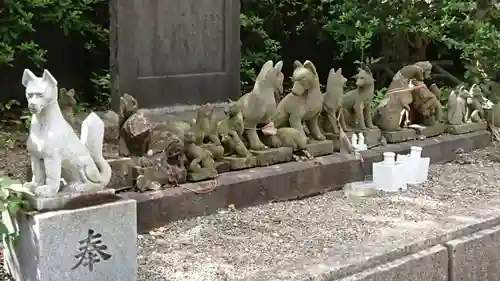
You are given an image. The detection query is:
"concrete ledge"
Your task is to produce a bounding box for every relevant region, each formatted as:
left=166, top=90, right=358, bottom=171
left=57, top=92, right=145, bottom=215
left=338, top=246, right=448, bottom=281
left=446, top=224, right=500, bottom=281
left=119, top=130, right=491, bottom=233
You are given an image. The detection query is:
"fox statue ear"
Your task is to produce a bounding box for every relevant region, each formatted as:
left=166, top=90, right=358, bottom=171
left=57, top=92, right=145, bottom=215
left=22, top=69, right=37, bottom=88
left=303, top=60, right=317, bottom=76
left=42, top=69, right=58, bottom=87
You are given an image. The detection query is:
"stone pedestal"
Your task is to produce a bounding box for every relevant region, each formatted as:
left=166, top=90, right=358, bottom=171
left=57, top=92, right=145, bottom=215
left=327, top=128, right=382, bottom=151
left=353, top=128, right=381, bottom=147
left=409, top=123, right=446, bottom=138
left=187, top=168, right=217, bottom=182
left=223, top=156, right=257, bottom=170
left=446, top=122, right=488, bottom=135
left=383, top=128, right=417, bottom=143
left=4, top=199, right=137, bottom=281
left=304, top=140, right=333, bottom=157
left=251, top=147, right=293, bottom=167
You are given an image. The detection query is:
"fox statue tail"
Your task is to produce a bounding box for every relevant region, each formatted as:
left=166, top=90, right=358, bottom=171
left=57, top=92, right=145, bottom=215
left=80, top=112, right=112, bottom=186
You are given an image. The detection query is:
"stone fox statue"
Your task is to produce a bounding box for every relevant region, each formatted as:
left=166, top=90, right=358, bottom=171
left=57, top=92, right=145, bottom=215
left=236, top=60, right=283, bottom=150
left=320, top=67, right=349, bottom=134
left=341, top=67, right=377, bottom=130
left=446, top=86, right=467, bottom=125
left=274, top=60, right=326, bottom=141
left=22, top=69, right=112, bottom=197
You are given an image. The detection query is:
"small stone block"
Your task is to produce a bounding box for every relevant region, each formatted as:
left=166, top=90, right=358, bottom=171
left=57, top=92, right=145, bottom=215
left=131, top=165, right=165, bottom=185
left=250, top=147, right=293, bottom=167
left=223, top=156, right=257, bottom=170
left=410, top=122, right=446, bottom=137
left=4, top=199, right=137, bottom=281
left=383, top=128, right=417, bottom=143
left=187, top=168, right=217, bottom=182
left=305, top=140, right=333, bottom=157
left=25, top=189, right=117, bottom=212
left=446, top=121, right=488, bottom=135
left=216, top=161, right=231, bottom=173
left=106, top=157, right=134, bottom=190
left=353, top=128, right=381, bottom=147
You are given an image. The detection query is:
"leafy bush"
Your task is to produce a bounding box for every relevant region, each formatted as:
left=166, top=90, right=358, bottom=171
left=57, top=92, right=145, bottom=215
left=0, top=176, right=33, bottom=245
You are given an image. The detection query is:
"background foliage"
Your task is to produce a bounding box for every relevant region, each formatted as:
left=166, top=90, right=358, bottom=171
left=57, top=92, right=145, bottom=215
left=1, top=0, right=500, bottom=119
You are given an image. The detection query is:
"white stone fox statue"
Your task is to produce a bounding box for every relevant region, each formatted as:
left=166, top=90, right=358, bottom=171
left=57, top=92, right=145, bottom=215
left=21, top=69, right=112, bottom=197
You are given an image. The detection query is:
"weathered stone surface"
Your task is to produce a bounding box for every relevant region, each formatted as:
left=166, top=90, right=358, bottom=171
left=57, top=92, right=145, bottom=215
left=223, top=156, right=257, bottom=170
left=338, top=246, right=448, bottom=281
left=106, top=157, right=134, bottom=190
left=410, top=122, right=446, bottom=138
left=446, top=224, right=500, bottom=281
left=187, top=167, right=217, bottom=182
left=447, top=121, right=488, bottom=135
left=4, top=199, right=137, bottom=281
left=251, top=147, right=293, bottom=167
left=383, top=128, right=417, bottom=143
left=216, top=161, right=231, bottom=174
left=305, top=140, right=333, bottom=157
left=354, top=128, right=381, bottom=147
left=25, top=189, right=116, bottom=212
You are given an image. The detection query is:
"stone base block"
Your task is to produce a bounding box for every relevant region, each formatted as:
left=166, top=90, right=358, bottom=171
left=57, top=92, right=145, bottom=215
left=446, top=121, right=488, bottom=135
left=327, top=129, right=382, bottom=151
left=25, top=189, right=118, bottom=212
left=223, top=156, right=257, bottom=170
left=445, top=224, right=500, bottom=281
left=353, top=128, right=382, bottom=147
left=409, top=122, right=446, bottom=138
left=339, top=245, right=448, bottom=281
left=251, top=147, right=293, bottom=167
left=305, top=140, right=333, bottom=157
left=187, top=168, right=217, bottom=182
left=106, top=157, right=134, bottom=190
left=131, top=164, right=187, bottom=186
left=216, top=161, right=230, bottom=174
left=383, top=128, right=417, bottom=143
left=4, top=199, right=137, bottom=281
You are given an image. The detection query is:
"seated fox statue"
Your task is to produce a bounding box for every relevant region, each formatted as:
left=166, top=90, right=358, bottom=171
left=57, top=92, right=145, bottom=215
left=21, top=69, right=112, bottom=197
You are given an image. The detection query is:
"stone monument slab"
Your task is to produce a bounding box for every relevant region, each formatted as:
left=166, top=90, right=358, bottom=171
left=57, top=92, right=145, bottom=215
left=446, top=121, right=488, bottom=135
left=4, top=199, right=137, bottom=281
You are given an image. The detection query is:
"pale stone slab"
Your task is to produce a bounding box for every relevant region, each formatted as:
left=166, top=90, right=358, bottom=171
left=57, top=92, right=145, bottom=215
left=4, top=199, right=137, bottom=281
left=25, top=188, right=116, bottom=212
left=446, top=224, right=500, bottom=281
left=338, top=245, right=448, bottom=281
left=447, top=122, right=488, bottom=135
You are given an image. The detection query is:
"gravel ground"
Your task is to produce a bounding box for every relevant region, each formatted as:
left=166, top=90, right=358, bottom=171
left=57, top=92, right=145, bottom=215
left=137, top=142, right=500, bottom=281
left=2, top=132, right=500, bottom=280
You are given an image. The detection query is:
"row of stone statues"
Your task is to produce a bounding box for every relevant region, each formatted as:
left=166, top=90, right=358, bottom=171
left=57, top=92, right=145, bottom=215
left=23, top=60, right=494, bottom=197
left=115, top=59, right=493, bottom=188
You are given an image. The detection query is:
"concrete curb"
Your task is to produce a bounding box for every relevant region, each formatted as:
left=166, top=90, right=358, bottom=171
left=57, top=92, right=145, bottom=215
left=119, top=130, right=491, bottom=233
